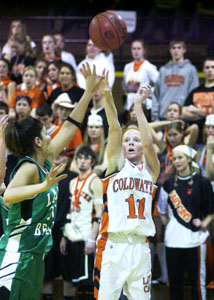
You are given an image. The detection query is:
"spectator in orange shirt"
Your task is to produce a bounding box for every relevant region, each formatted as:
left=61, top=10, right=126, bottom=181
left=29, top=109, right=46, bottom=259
left=41, top=34, right=61, bottom=63
left=35, top=59, right=48, bottom=93
left=0, top=58, right=16, bottom=104
left=53, top=93, right=83, bottom=156
left=9, top=66, right=46, bottom=119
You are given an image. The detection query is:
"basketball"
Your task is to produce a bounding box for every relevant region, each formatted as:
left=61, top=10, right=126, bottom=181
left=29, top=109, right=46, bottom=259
left=89, top=11, right=127, bottom=51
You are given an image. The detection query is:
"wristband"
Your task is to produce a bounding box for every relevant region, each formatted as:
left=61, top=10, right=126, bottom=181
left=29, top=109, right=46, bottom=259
left=66, top=116, right=82, bottom=129
left=93, top=217, right=101, bottom=224
left=88, top=238, right=96, bottom=243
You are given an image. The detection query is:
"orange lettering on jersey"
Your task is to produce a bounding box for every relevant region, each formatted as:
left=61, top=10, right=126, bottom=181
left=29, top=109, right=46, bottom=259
left=164, top=75, right=185, bottom=87
left=193, top=92, right=214, bottom=108
left=169, top=190, right=192, bottom=223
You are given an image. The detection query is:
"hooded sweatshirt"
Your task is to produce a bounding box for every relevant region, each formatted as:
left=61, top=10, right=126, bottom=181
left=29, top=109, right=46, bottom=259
left=151, top=59, right=199, bottom=121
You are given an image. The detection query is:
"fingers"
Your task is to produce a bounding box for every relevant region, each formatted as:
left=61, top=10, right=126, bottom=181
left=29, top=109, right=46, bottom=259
left=56, top=174, right=68, bottom=183
left=0, top=115, right=9, bottom=131
left=49, top=163, right=66, bottom=177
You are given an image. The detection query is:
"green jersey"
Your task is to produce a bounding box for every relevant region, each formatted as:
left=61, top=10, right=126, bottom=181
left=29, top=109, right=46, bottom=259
left=0, top=196, right=9, bottom=233
left=0, top=156, right=58, bottom=254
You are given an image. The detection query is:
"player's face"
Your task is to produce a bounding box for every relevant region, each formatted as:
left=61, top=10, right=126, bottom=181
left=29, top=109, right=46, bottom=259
left=166, top=104, right=180, bottom=120
left=167, top=129, right=183, bottom=148
left=36, top=61, right=47, bottom=79
left=172, top=151, right=191, bottom=174
left=0, top=61, right=8, bottom=78
left=76, top=154, right=93, bottom=172
left=23, top=70, right=36, bottom=88
left=48, top=64, right=59, bottom=82
left=86, top=39, right=101, bottom=59
left=203, top=60, right=214, bottom=81
left=206, top=125, right=214, bottom=137
left=122, top=129, right=143, bottom=163
left=15, top=100, right=31, bottom=119
left=87, top=125, right=103, bottom=139
left=59, top=67, right=73, bottom=86
left=169, top=43, right=186, bottom=62
left=42, top=36, right=55, bottom=54
left=131, top=41, right=144, bottom=60
left=56, top=106, right=72, bottom=121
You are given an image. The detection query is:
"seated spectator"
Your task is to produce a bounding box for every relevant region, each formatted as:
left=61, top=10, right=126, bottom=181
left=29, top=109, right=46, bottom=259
left=76, top=39, right=115, bottom=90
left=53, top=93, right=83, bottom=156
left=121, top=39, right=159, bottom=123
left=0, top=58, right=16, bottom=104
left=71, top=114, right=107, bottom=177
left=2, top=19, right=37, bottom=61
left=47, top=61, right=61, bottom=97
left=14, top=95, right=32, bottom=121
left=36, top=103, right=59, bottom=138
left=34, top=59, right=48, bottom=92
left=54, top=33, right=77, bottom=70
left=9, top=66, right=46, bottom=118
left=48, top=63, right=84, bottom=107
left=182, top=57, right=214, bottom=147
left=41, top=34, right=61, bottom=63
left=87, top=87, right=108, bottom=139
left=10, top=33, right=36, bottom=84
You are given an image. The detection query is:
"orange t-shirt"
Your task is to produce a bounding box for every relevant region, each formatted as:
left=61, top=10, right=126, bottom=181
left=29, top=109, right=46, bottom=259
left=9, top=86, right=46, bottom=109
left=53, top=120, right=83, bottom=153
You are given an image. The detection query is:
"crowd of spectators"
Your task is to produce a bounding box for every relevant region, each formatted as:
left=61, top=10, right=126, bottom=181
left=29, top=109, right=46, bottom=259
left=0, top=18, right=214, bottom=300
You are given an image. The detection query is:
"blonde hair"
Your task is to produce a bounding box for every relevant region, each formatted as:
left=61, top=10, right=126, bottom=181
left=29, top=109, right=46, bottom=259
left=83, top=129, right=106, bottom=165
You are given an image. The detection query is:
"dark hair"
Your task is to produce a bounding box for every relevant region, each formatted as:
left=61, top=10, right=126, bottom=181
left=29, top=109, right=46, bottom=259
left=5, top=117, right=43, bottom=157
left=0, top=101, right=9, bottom=114
left=75, top=145, right=96, bottom=166
left=202, top=57, right=214, bottom=69
left=36, top=103, right=53, bottom=117
left=59, top=63, right=77, bottom=84
left=15, top=95, right=32, bottom=106
left=169, top=40, right=186, bottom=49
left=48, top=60, right=62, bottom=71
left=167, top=122, right=184, bottom=133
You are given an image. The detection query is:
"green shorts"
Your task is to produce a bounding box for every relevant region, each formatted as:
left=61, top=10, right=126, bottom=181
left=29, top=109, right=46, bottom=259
left=0, top=250, right=45, bottom=300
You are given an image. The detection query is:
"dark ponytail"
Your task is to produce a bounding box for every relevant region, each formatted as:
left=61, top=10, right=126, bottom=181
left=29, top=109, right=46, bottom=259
left=5, top=117, right=43, bottom=157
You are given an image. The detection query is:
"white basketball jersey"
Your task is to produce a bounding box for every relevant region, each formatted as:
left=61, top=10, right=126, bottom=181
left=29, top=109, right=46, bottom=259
left=101, top=159, right=156, bottom=237
left=69, top=172, right=97, bottom=240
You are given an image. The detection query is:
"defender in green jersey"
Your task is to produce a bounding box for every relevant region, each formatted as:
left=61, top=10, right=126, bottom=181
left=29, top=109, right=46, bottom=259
left=0, top=64, right=105, bottom=300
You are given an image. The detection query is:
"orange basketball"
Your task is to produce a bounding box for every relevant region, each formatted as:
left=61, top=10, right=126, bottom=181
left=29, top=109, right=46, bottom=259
left=89, top=11, right=127, bottom=51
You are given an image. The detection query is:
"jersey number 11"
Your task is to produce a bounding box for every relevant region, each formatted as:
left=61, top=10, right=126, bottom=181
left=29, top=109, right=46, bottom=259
left=125, top=194, right=145, bottom=219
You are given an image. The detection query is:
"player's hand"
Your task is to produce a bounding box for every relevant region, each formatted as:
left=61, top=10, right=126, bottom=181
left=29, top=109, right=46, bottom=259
left=0, top=115, right=9, bottom=139
left=134, top=85, right=152, bottom=105
left=80, top=63, right=104, bottom=94
left=85, top=239, right=96, bottom=254
left=43, top=163, right=67, bottom=191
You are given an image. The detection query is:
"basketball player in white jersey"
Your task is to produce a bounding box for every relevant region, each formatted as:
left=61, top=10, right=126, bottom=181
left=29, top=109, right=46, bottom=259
left=60, top=145, right=103, bottom=300
left=94, top=75, right=160, bottom=300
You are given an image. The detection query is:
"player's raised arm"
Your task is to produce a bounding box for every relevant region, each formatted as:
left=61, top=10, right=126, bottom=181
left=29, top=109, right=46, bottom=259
left=50, top=63, right=104, bottom=161
left=102, top=72, right=122, bottom=175
left=0, top=115, right=8, bottom=185
left=134, top=85, right=160, bottom=182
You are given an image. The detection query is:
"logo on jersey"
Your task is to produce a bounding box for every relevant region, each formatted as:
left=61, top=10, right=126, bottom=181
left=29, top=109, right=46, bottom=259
left=112, top=177, right=153, bottom=195
left=169, top=190, right=192, bottom=223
